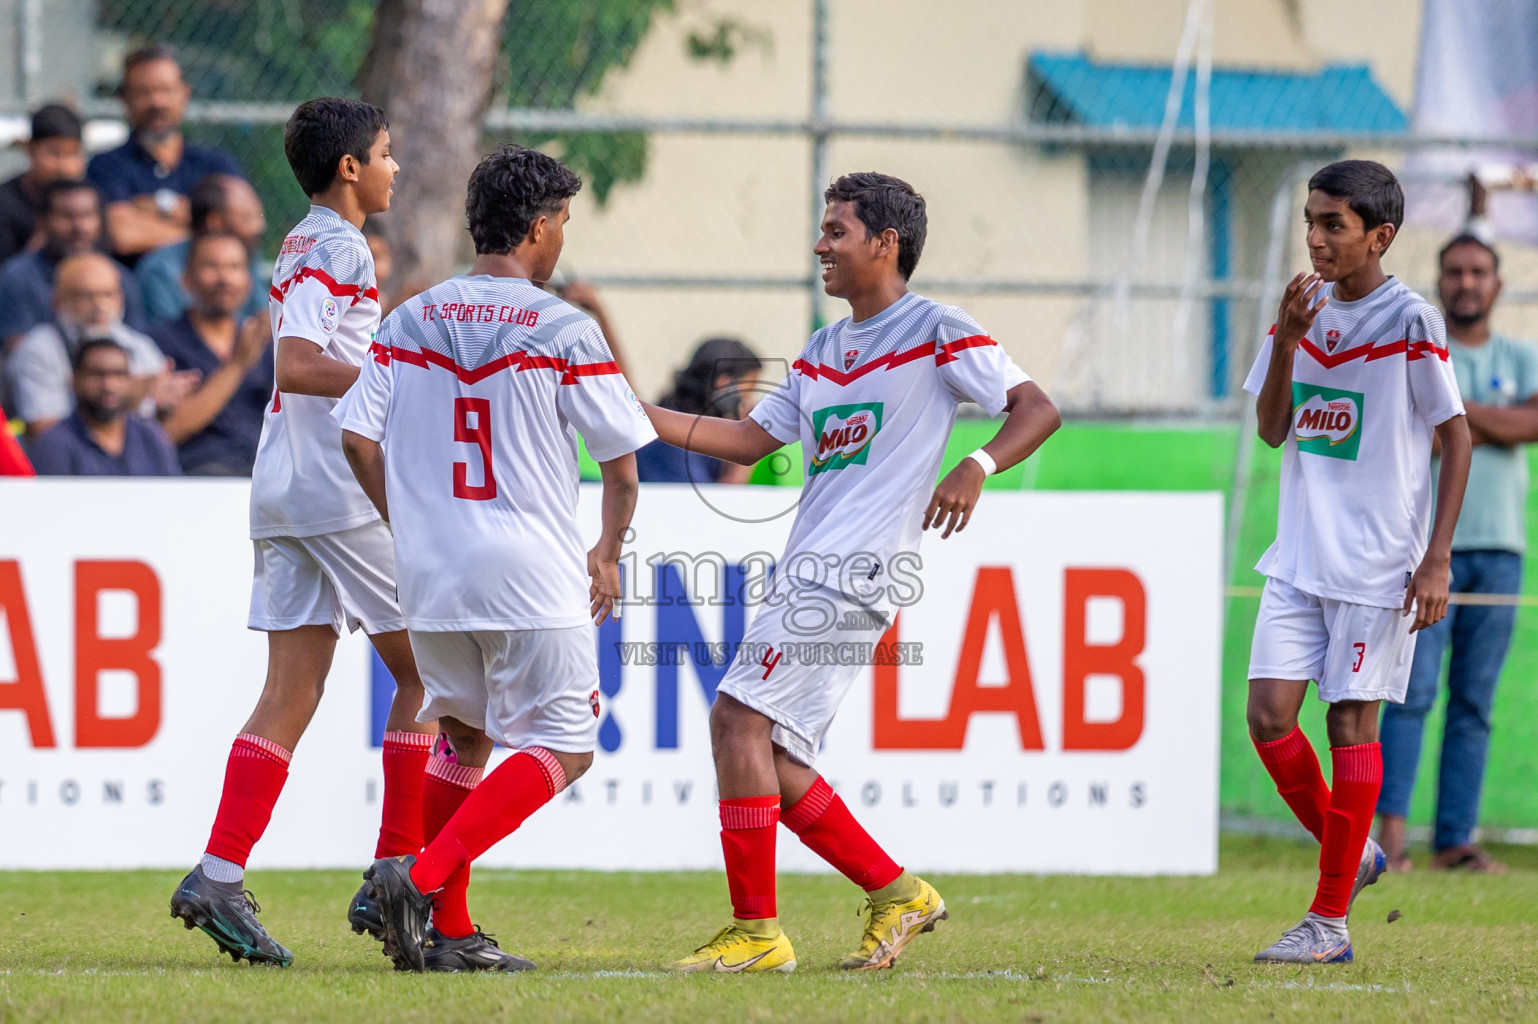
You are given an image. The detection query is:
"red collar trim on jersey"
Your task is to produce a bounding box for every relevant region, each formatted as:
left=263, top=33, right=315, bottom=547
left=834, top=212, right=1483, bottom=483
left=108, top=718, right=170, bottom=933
left=370, top=341, right=618, bottom=385
left=1298, top=336, right=1449, bottom=368
left=269, top=265, right=380, bottom=307
left=795, top=334, right=995, bottom=385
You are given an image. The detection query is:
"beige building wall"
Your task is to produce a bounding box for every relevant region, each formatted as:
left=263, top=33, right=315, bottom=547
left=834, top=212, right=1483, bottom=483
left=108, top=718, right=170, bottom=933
left=560, top=0, right=1426, bottom=409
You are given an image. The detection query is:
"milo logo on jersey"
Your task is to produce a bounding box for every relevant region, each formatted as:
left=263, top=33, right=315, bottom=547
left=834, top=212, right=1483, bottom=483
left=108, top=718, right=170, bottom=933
left=810, top=402, right=884, bottom=475
left=1291, top=383, right=1363, bottom=460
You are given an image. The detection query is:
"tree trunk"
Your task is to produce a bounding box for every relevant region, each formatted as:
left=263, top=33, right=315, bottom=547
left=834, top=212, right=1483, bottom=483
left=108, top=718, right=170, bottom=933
left=358, top=0, right=509, bottom=288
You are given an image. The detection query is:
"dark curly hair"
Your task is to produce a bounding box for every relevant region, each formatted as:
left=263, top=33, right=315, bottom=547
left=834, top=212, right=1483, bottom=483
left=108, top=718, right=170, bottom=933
left=659, top=338, right=762, bottom=415
left=1308, top=160, right=1404, bottom=232
left=824, top=172, right=927, bottom=280
left=466, top=144, right=583, bottom=255
left=284, top=97, right=388, bottom=198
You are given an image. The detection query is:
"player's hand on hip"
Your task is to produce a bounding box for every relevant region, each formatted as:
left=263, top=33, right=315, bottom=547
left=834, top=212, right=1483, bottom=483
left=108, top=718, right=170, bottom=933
left=1404, top=555, right=1451, bottom=632
left=1275, top=272, right=1328, bottom=348
left=588, top=547, right=622, bottom=625
left=924, top=459, right=986, bottom=540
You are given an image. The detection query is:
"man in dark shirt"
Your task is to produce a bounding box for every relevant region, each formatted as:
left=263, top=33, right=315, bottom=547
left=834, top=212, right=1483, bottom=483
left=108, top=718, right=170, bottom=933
left=29, top=338, right=180, bottom=476
left=138, top=174, right=267, bottom=323
left=0, top=179, right=148, bottom=345
left=152, top=232, right=273, bottom=475
left=0, top=104, right=85, bottom=264
left=86, top=44, right=243, bottom=262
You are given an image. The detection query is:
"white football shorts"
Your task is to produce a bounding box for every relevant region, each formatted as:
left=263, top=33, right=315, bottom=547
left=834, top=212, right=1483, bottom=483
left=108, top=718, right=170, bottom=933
left=1248, top=577, right=1417, bottom=703
left=716, top=574, right=892, bottom=767
left=409, top=625, right=600, bottom=753
left=248, top=520, right=405, bottom=635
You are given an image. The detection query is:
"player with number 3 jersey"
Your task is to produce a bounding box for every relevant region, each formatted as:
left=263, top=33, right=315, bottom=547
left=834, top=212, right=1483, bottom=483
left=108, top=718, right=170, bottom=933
left=645, top=172, right=1060, bottom=973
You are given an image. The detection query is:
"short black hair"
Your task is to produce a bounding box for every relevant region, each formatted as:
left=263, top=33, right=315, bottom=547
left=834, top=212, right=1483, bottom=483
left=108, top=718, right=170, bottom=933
left=465, top=144, right=582, bottom=255
left=30, top=103, right=81, bottom=143
left=1308, top=160, right=1404, bottom=232
left=120, top=44, right=180, bottom=90
left=824, top=172, right=927, bottom=280
left=284, top=98, right=389, bottom=198
left=1439, top=232, right=1500, bottom=273
left=187, top=229, right=249, bottom=265
left=188, top=173, right=237, bottom=232
left=72, top=337, right=128, bottom=373
left=41, top=178, right=98, bottom=214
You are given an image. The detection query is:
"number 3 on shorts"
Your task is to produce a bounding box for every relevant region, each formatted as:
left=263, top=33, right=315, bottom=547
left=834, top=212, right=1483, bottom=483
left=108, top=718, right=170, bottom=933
left=1351, top=642, right=1366, bottom=673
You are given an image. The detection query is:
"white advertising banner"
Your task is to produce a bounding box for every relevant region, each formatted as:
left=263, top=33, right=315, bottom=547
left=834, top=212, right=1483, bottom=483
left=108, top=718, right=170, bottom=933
left=0, top=481, right=1221, bottom=874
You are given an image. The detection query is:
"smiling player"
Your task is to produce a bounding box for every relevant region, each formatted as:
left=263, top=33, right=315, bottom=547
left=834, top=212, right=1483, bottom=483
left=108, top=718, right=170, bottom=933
left=1245, top=160, right=1470, bottom=964
left=169, top=98, right=437, bottom=966
left=645, top=172, right=1060, bottom=973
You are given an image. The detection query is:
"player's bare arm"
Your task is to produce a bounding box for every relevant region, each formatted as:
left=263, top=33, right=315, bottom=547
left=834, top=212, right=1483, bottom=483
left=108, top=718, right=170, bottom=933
left=340, top=429, right=389, bottom=524
left=923, top=380, right=1060, bottom=539
left=641, top=400, right=782, bottom=465
left=1256, top=273, right=1328, bottom=447
left=1405, top=413, right=1472, bottom=632
left=589, top=452, right=639, bottom=625
left=275, top=337, right=361, bottom=398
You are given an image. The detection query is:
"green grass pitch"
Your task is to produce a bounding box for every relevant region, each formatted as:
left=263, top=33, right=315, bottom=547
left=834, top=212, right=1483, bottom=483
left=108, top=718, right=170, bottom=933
left=2, top=837, right=1535, bottom=1023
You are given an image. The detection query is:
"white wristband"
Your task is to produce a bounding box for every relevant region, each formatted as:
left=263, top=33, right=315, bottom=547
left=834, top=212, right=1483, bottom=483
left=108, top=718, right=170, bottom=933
left=965, top=449, right=997, bottom=476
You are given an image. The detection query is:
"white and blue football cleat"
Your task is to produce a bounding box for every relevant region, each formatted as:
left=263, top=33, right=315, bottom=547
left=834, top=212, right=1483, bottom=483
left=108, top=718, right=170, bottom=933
left=1254, top=913, right=1353, bottom=964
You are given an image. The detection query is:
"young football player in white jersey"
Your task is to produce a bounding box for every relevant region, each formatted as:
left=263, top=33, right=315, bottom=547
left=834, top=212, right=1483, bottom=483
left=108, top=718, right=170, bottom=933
left=338, top=144, right=654, bottom=973
left=170, top=98, right=437, bottom=966
left=643, top=172, right=1060, bottom=973
left=1244, top=160, right=1470, bottom=964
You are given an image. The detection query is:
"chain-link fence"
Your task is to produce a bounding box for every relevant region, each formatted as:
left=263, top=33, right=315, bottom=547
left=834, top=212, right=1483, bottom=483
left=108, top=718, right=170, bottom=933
left=5, top=0, right=1538, bottom=417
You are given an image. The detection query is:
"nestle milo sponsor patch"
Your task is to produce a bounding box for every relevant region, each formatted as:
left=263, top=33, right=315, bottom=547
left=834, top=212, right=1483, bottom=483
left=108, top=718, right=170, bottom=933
left=1291, top=382, right=1363, bottom=460
left=810, top=402, right=883, bottom=475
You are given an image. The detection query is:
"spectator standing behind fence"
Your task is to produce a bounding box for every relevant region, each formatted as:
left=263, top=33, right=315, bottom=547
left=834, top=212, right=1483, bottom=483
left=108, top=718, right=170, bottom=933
left=6, top=252, right=187, bottom=437
left=137, top=174, right=267, bottom=323
left=151, top=232, right=273, bottom=475
left=635, top=337, right=763, bottom=484
left=87, top=45, right=243, bottom=263
left=0, top=104, right=85, bottom=264
left=1376, top=232, right=1538, bottom=874
left=29, top=338, right=180, bottom=477
left=0, top=180, right=148, bottom=347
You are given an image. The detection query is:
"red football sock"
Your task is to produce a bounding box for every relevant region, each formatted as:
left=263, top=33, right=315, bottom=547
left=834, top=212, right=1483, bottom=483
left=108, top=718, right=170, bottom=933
left=376, top=731, right=434, bottom=858
left=409, top=748, right=566, bottom=896
left=720, top=796, right=780, bottom=919
left=782, top=777, right=902, bottom=891
left=1253, top=726, right=1330, bottom=843
left=420, top=749, right=483, bottom=939
left=1310, top=743, right=1382, bottom=918
left=205, top=733, right=292, bottom=866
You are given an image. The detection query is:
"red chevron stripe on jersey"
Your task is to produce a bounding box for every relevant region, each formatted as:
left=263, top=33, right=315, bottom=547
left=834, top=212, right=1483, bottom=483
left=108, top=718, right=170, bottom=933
left=370, top=341, right=620, bottom=385
left=1298, top=337, right=1449, bottom=369
left=793, top=335, right=995, bottom=386
left=269, top=265, right=380, bottom=306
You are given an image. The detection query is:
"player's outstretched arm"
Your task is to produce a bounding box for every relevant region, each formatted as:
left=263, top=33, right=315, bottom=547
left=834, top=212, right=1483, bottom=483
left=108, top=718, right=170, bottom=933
left=340, top=429, right=389, bottom=524
left=275, top=337, right=362, bottom=399
left=641, top=401, right=783, bottom=466
left=1256, top=273, right=1327, bottom=448
left=924, top=381, right=1060, bottom=539
left=1405, top=414, right=1472, bottom=632
left=590, top=452, right=640, bottom=626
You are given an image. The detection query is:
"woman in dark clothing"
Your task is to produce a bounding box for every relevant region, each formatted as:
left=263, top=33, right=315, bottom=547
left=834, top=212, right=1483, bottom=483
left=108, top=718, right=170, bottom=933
left=635, top=337, right=762, bottom=484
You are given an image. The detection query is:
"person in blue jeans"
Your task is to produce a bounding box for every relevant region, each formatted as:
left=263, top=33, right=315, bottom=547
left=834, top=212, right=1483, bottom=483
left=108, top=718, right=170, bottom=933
left=1377, top=232, right=1538, bottom=873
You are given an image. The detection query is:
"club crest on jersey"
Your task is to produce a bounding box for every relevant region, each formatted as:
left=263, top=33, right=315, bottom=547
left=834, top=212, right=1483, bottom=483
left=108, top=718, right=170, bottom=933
left=844, top=348, right=859, bottom=371
left=809, top=402, right=884, bottom=475
left=1325, top=329, right=1342, bottom=353
left=589, top=690, right=601, bottom=717
left=1291, top=382, right=1363, bottom=460
left=320, top=297, right=339, bottom=334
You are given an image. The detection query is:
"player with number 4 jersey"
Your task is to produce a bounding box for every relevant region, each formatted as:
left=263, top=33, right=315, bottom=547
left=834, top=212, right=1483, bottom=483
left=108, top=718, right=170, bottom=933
left=645, top=173, right=1060, bottom=973
left=1244, top=161, right=1470, bottom=966
left=338, top=145, right=652, bottom=973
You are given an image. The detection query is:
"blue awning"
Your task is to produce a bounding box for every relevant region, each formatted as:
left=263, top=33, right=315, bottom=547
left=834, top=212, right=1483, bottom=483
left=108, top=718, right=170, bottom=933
left=1027, top=52, right=1407, bottom=135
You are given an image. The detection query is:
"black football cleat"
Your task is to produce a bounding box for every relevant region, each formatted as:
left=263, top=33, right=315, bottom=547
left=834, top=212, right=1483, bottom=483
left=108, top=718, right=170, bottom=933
left=364, top=855, right=432, bottom=972
left=348, top=879, right=386, bottom=940
left=169, top=866, right=293, bottom=967
left=423, top=927, right=537, bottom=972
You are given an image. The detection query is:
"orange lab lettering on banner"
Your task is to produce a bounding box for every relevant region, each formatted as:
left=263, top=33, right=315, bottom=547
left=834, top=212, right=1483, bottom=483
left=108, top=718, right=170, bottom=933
left=74, top=560, right=163, bottom=748
left=874, top=566, right=1044, bottom=750
left=0, top=560, right=55, bottom=747
left=1062, top=568, right=1146, bottom=751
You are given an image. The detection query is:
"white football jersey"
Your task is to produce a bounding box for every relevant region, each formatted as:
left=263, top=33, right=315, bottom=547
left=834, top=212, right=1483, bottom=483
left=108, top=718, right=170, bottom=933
left=249, top=205, right=382, bottom=539
left=334, top=275, right=656, bottom=631
left=1243, top=277, right=1465, bottom=608
left=750, top=291, right=1030, bottom=616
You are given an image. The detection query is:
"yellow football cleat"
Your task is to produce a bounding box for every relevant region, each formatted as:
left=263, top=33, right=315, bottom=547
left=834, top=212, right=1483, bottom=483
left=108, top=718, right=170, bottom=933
left=840, top=874, right=948, bottom=970
left=664, top=924, right=798, bottom=974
